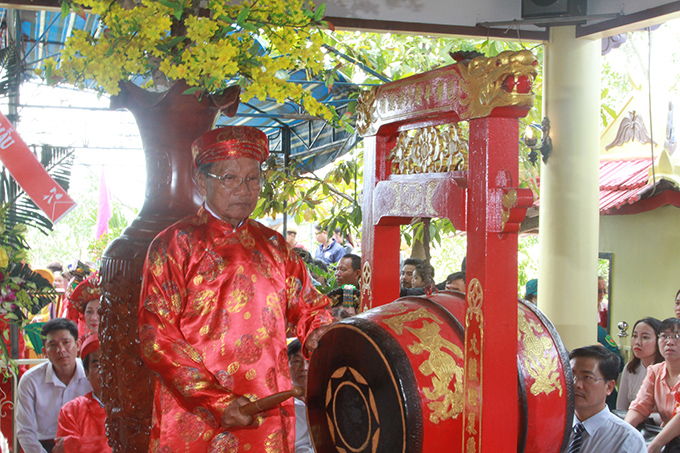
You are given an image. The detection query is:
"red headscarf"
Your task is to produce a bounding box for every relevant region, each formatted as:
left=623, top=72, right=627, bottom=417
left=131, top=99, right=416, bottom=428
left=69, top=273, right=102, bottom=313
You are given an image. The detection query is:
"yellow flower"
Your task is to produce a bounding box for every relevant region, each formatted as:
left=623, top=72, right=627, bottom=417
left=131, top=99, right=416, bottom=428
left=38, top=0, right=338, bottom=123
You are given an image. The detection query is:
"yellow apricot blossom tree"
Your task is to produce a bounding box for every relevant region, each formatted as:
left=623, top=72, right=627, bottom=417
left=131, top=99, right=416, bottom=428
left=41, top=0, right=336, bottom=121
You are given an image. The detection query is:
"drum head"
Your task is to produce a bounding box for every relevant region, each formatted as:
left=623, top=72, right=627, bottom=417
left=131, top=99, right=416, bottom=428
left=307, top=317, right=423, bottom=453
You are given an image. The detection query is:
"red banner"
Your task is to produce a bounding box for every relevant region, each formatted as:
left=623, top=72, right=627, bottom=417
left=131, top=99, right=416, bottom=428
left=0, top=112, right=76, bottom=223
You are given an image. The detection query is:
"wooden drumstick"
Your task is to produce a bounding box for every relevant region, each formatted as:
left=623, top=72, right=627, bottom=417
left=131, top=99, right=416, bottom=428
left=239, top=386, right=304, bottom=416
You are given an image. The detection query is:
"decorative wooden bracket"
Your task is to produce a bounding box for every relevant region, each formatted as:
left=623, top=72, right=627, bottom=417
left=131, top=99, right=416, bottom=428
left=487, top=171, right=533, bottom=234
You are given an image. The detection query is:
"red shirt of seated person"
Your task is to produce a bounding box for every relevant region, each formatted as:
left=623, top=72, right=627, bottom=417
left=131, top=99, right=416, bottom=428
left=54, top=334, right=111, bottom=453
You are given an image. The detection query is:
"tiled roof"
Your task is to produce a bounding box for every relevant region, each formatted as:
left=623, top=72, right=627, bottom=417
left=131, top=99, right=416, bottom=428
left=599, top=158, right=653, bottom=214
left=530, top=157, right=680, bottom=218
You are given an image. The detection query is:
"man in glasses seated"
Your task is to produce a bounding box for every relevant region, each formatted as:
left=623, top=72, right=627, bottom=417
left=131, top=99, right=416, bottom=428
left=569, top=345, right=645, bottom=452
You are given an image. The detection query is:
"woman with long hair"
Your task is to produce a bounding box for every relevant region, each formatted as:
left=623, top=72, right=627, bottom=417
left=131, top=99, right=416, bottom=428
left=616, top=317, right=663, bottom=411
left=626, top=318, right=680, bottom=452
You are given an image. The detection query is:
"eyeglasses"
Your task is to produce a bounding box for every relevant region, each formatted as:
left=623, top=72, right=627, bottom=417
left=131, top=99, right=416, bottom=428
left=659, top=333, right=680, bottom=342
left=573, top=374, right=607, bottom=384
left=597, top=289, right=607, bottom=295
left=205, top=172, right=262, bottom=191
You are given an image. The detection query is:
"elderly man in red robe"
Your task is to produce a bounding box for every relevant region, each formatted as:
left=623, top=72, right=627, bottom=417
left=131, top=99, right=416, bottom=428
left=138, top=126, right=333, bottom=453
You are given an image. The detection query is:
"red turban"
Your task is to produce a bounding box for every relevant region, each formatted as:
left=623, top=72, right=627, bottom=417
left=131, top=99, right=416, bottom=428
left=81, top=334, right=100, bottom=360
left=192, top=126, right=269, bottom=168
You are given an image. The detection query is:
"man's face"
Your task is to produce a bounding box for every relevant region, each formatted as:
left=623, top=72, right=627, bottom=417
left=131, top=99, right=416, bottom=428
left=400, top=264, right=416, bottom=288
left=289, top=351, right=309, bottom=392
left=85, top=350, right=102, bottom=397
left=570, top=356, right=614, bottom=420
left=335, top=257, right=360, bottom=287
left=44, top=329, right=79, bottom=375
left=315, top=229, right=327, bottom=245
left=84, top=299, right=100, bottom=334
left=196, top=157, right=261, bottom=226
left=286, top=231, right=297, bottom=248
left=659, top=328, right=680, bottom=362
left=597, top=278, right=607, bottom=304
left=446, top=278, right=465, bottom=292
left=53, top=273, right=67, bottom=293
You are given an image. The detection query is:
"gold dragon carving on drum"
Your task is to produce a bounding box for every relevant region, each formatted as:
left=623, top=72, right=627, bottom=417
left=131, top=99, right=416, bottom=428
left=517, top=307, right=563, bottom=397
left=383, top=306, right=465, bottom=424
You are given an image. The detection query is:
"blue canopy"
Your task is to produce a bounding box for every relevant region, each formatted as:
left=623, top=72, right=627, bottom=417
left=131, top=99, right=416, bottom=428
left=4, top=8, right=363, bottom=172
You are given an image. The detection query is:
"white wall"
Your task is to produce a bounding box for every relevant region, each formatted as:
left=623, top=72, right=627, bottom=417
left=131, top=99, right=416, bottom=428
left=600, top=206, right=680, bottom=351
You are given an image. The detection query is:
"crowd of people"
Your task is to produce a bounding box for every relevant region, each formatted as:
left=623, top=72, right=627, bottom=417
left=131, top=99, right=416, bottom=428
left=11, top=124, right=680, bottom=453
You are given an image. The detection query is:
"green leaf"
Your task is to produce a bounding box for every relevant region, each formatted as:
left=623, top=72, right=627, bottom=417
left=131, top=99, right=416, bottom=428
left=157, top=0, right=179, bottom=10
left=236, top=7, right=250, bottom=26
left=313, top=3, right=326, bottom=22
left=241, top=22, right=258, bottom=33
left=61, top=1, right=71, bottom=17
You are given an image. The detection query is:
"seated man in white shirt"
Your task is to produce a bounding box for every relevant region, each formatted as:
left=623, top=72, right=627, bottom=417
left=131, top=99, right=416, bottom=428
left=288, top=338, right=313, bottom=453
left=16, top=318, right=93, bottom=452
left=569, top=345, right=646, bottom=453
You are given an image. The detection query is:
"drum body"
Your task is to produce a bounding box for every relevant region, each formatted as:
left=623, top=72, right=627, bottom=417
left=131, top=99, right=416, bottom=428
left=307, top=292, right=574, bottom=453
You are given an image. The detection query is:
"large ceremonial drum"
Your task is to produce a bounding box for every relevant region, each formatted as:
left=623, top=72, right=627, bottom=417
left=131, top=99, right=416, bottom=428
left=307, top=292, right=574, bottom=453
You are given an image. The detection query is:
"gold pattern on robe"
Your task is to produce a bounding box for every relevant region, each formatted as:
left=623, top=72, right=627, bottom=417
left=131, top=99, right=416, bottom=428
left=518, top=308, right=563, bottom=396
left=148, top=244, right=168, bottom=277
left=141, top=337, right=164, bottom=364
left=173, top=367, right=212, bottom=397
left=227, top=266, right=254, bottom=313
left=383, top=307, right=464, bottom=423
left=189, top=290, right=216, bottom=317
left=171, top=340, right=204, bottom=364
left=264, top=430, right=285, bottom=453
left=286, top=276, right=301, bottom=302
left=387, top=123, right=468, bottom=175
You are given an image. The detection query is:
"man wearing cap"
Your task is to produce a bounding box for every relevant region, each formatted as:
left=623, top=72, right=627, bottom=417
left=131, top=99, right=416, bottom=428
left=54, top=334, right=111, bottom=453
left=139, top=126, right=333, bottom=452
left=524, top=278, right=537, bottom=305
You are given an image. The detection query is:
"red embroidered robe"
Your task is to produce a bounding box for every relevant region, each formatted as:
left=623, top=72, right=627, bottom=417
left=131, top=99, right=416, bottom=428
left=139, top=207, right=332, bottom=452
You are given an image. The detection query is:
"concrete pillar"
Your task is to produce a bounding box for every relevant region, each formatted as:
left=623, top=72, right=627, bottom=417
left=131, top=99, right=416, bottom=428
left=538, top=26, right=601, bottom=351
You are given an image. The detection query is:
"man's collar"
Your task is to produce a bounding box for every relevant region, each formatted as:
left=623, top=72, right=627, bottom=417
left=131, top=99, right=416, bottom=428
left=203, top=203, right=246, bottom=229
left=575, top=405, right=610, bottom=436
left=45, top=358, right=85, bottom=386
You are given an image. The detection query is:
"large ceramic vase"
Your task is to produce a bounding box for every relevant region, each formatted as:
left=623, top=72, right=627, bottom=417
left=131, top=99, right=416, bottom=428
left=98, top=81, right=239, bottom=452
